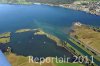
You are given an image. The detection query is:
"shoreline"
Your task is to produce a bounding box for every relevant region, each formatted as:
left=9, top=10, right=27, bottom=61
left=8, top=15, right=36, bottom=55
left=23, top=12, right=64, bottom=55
left=0, top=2, right=100, bottom=16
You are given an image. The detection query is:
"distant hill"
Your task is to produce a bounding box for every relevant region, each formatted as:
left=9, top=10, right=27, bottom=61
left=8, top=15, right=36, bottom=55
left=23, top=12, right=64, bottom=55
left=0, top=0, right=76, bottom=4
left=0, top=0, right=99, bottom=4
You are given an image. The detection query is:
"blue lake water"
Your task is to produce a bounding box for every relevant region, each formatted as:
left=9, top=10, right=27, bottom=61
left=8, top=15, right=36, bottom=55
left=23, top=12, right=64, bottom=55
left=0, top=4, right=100, bottom=33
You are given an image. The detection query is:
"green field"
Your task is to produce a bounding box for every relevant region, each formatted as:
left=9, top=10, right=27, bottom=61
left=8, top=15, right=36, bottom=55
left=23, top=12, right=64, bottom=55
left=54, top=60, right=84, bottom=66
left=55, top=63, right=84, bottom=66
left=0, top=32, right=10, bottom=43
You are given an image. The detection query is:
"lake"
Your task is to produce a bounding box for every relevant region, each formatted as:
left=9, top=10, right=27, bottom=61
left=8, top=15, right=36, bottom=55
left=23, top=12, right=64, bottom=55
left=0, top=4, right=100, bottom=34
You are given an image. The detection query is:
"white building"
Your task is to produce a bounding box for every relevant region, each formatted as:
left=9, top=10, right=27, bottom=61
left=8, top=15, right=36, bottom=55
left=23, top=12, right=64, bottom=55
left=74, top=22, right=82, bottom=26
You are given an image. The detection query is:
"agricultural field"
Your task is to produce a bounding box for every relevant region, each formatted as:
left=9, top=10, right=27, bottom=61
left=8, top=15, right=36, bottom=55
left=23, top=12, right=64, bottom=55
left=70, top=24, right=100, bottom=55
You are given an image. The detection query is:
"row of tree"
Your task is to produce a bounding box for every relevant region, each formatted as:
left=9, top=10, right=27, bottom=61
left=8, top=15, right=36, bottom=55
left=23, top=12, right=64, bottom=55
left=89, top=25, right=100, bottom=32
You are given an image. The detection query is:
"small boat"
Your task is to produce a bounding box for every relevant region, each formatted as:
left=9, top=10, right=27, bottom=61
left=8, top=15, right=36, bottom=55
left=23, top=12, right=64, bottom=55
left=44, top=41, right=46, bottom=44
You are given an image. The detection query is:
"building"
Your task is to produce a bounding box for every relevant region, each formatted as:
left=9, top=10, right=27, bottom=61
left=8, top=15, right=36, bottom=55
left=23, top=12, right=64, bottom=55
left=74, top=22, right=82, bottom=26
